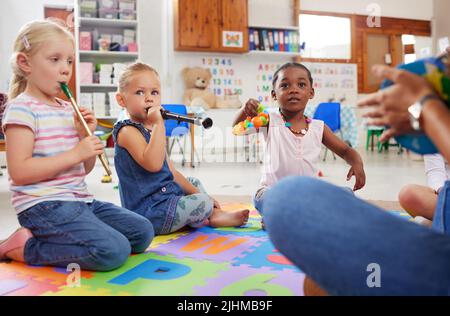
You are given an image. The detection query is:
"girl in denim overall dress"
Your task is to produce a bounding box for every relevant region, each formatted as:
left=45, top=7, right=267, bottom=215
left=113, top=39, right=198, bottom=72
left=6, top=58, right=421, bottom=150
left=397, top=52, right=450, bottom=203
left=113, top=62, right=249, bottom=235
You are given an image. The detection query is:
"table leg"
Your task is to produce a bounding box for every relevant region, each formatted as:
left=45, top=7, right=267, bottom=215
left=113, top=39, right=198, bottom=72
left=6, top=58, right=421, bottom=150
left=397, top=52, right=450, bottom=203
left=190, top=123, right=195, bottom=168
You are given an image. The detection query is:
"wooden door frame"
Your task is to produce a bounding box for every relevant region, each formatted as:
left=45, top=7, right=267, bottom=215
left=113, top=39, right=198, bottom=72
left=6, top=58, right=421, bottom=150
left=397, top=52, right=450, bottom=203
left=362, top=29, right=403, bottom=93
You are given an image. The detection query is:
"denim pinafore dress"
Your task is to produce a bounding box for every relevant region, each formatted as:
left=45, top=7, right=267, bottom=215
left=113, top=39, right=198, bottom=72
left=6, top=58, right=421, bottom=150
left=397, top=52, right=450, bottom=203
left=113, top=119, right=184, bottom=234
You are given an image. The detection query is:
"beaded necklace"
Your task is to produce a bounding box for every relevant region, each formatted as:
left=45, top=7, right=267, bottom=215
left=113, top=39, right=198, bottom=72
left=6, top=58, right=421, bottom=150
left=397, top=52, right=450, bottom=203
left=279, top=108, right=312, bottom=136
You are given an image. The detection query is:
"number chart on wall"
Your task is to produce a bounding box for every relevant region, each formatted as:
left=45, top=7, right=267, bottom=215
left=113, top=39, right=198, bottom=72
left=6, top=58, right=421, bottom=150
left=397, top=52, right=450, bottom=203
left=201, top=57, right=243, bottom=98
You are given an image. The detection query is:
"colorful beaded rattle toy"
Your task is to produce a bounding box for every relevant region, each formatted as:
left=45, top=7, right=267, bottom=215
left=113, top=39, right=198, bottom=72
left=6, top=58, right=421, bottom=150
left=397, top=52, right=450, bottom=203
left=232, top=103, right=270, bottom=135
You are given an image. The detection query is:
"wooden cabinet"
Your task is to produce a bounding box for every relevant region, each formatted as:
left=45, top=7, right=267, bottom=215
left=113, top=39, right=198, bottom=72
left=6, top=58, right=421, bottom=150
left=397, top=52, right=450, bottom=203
left=174, top=0, right=248, bottom=53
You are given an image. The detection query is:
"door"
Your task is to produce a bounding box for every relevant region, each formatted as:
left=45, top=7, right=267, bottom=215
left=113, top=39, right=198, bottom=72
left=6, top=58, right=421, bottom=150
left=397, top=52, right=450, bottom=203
left=363, top=32, right=403, bottom=93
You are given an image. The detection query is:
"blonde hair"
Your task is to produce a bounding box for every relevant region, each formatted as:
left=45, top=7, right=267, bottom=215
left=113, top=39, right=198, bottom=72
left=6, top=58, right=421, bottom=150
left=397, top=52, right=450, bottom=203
left=8, top=20, right=74, bottom=100
left=118, top=62, right=159, bottom=93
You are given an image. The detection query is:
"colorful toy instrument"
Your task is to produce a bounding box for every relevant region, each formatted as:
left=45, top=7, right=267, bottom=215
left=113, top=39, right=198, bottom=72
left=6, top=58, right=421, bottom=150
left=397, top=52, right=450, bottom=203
left=233, top=103, right=269, bottom=136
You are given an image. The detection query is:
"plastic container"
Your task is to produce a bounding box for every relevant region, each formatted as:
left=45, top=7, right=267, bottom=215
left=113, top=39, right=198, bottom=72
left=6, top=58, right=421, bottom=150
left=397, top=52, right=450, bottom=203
left=79, top=32, right=92, bottom=50
left=119, top=9, right=136, bottom=20
left=80, top=0, right=98, bottom=17
left=98, top=0, right=118, bottom=9
left=99, top=8, right=119, bottom=19
left=119, top=0, right=135, bottom=11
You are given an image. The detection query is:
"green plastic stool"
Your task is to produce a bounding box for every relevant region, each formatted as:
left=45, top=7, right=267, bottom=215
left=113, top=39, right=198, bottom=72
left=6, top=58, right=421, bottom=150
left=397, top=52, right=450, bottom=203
left=366, top=128, right=384, bottom=151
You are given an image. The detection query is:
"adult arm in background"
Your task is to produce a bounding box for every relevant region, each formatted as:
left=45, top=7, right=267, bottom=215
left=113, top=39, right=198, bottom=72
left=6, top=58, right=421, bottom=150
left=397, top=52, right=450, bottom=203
left=358, top=50, right=450, bottom=162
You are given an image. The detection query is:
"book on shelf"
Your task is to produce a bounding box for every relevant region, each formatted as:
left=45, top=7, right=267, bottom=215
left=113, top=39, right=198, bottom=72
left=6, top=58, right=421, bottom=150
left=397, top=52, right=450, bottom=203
left=262, top=30, right=270, bottom=51
left=273, top=31, right=279, bottom=51
left=267, top=30, right=274, bottom=51
left=284, top=31, right=290, bottom=52
left=278, top=31, right=284, bottom=52
left=292, top=32, right=299, bottom=52
left=258, top=30, right=265, bottom=51
left=248, top=28, right=300, bottom=53
left=249, top=28, right=255, bottom=51
left=253, top=29, right=260, bottom=50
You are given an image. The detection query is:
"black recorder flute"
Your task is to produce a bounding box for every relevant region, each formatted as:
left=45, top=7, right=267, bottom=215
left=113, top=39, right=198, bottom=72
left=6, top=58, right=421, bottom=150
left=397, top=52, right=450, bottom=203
left=145, top=107, right=213, bottom=129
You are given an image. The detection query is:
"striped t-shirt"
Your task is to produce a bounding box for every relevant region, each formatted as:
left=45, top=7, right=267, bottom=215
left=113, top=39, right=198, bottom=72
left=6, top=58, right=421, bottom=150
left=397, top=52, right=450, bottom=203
left=2, top=93, right=93, bottom=214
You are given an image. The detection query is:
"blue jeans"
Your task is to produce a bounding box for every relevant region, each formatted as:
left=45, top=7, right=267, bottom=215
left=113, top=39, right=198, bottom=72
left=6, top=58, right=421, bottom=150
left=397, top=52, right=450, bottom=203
left=18, top=200, right=154, bottom=271
left=264, top=176, right=450, bottom=295
left=253, top=187, right=267, bottom=215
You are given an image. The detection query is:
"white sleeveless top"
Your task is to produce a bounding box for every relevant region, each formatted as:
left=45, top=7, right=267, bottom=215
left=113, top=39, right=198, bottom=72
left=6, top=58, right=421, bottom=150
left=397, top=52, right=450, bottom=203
left=260, top=110, right=324, bottom=188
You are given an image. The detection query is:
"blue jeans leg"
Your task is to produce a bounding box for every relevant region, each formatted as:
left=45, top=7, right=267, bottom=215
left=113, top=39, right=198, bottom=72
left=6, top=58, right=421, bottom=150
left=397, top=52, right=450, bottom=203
left=253, top=187, right=268, bottom=215
left=19, top=201, right=133, bottom=271
left=432, top=181, right=450, bottom=235
left=264, top=176, right=450, bottom=295
left=91, top=200, right=154, bottom=253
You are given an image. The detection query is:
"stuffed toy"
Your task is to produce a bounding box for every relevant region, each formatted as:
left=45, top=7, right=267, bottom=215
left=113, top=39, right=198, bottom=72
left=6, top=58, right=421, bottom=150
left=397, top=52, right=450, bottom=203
left=182, top=67, right=241, bottom=109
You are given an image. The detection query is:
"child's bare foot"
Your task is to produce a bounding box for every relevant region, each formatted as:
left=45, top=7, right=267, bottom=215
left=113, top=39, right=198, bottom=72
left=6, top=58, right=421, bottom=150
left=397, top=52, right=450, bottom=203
left=209, top=209, right=250, bottom=228
left=0, top=228, right=32, bottom=262
left=4, top=247, right=26, bottom=262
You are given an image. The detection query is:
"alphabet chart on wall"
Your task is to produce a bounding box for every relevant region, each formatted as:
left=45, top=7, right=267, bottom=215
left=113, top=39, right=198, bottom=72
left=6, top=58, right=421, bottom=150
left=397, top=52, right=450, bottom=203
left=255, top=63, right=281, bottom=104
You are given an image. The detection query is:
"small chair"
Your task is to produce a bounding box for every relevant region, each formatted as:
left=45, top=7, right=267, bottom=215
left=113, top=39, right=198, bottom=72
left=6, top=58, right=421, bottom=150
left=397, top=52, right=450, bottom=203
left=313, top=102, right=343, bottom=161
left=163, top=104, right=199, bottom=167
left=366, top=126, right=385, bottom=152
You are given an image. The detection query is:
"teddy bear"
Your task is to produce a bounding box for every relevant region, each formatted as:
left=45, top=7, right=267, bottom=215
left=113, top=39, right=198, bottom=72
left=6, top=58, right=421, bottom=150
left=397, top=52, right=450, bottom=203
left=181, top=67, right=241, bottom=110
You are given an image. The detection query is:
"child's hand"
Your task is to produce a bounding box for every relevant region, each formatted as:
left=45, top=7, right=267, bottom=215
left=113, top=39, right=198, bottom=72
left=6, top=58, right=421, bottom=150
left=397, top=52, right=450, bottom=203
left=73, top=135, right=104, bottom=163
left=347, top=163, right=366, bottom=191
left=244, top=99, right=260, bottom=117
left=146, top=105, right=164, bottom=125
left=74, top=107, right=97, bottom=138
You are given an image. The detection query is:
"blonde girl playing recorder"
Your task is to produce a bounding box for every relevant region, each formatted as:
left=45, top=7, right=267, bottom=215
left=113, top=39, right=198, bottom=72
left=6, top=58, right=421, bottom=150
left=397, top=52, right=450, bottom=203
left=0, top=20, right=154, bottom=271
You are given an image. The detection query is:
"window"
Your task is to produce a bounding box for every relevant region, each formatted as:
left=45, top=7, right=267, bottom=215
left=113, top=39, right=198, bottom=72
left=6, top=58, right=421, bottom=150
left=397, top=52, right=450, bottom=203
left=299, top=14, right=352, bottom=60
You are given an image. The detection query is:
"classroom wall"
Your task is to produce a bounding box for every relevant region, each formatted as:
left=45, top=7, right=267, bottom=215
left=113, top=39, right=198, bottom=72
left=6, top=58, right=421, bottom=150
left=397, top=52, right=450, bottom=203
left=301, top=0, right=433, bottom=21
left=0, top=0, right=74, bottom=92
left=432, top=0, right=450, bottom=54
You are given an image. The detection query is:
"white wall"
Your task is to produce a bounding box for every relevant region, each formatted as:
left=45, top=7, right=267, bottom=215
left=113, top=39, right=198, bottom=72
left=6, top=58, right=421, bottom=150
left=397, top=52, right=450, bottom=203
left=301, top=0, right=433, bottom=21
left=432, top=0, right=450, bottom=54
left=0, top=0, right=74, bottom=92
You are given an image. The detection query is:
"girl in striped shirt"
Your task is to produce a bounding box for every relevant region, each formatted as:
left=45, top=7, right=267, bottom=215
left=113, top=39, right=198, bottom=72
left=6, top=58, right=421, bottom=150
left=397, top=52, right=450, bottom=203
left=0, top=20, right=154, bottom=271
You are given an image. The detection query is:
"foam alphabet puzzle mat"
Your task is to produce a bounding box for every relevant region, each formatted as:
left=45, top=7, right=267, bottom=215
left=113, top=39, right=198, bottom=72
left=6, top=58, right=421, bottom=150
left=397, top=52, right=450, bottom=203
left=0, top=203, right=412, bottom=296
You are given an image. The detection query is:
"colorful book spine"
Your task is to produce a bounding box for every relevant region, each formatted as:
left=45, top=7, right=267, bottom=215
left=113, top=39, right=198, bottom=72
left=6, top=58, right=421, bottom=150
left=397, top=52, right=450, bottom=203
left=258, top=30, right=265, bottom=50
left=274, top=31, right=280, bottom=51
left=249, top=28, right=255, bottom=51
left=284, top=31, right=290, bottom=52
left=292, top=32, right=299, bottom=52
left=279, top=31, right=285, bottom=51
left=268, top=31, right=274, bottom=51
left=253, top=29, right=260, bottom=50
left=262, top=30, right=270, bottom=51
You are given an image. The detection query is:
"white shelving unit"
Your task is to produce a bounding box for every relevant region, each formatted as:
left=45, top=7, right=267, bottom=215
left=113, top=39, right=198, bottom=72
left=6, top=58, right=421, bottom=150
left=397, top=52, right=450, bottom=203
left=249, top=25, right=299, bottom=31
left=80, top=17, right=138, bottom=27
left=74, top=0, right=139, bottom=119
left=246, top=50, right=302, bottom=57
left=79, top=50, right=139, bottom=58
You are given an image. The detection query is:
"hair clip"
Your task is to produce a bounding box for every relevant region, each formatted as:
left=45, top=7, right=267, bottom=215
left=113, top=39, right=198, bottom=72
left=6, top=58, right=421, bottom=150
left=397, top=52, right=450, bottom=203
left=22, top=35, right=31, bottom=50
